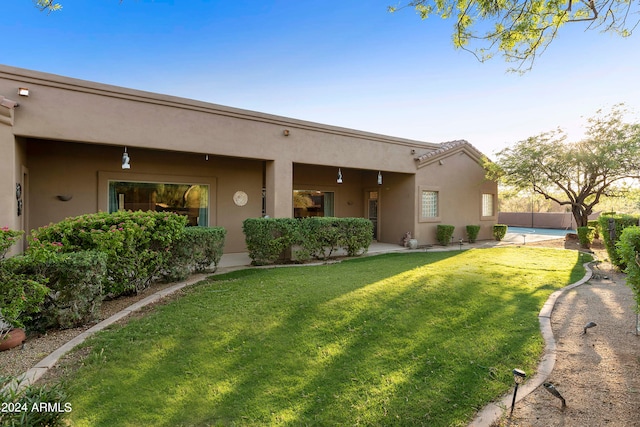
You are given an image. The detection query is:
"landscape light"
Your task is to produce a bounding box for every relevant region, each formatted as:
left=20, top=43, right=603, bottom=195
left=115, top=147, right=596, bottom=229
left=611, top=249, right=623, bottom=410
left=510, top=368, right=526, bottom=416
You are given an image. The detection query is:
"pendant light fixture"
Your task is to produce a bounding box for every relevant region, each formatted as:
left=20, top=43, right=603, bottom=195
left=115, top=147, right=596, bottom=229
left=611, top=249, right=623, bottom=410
left=377, top=171, right=383, bottom=185
left=337, top=168, right=343, bottom=184
left=122, top=147, right=131, bottom=169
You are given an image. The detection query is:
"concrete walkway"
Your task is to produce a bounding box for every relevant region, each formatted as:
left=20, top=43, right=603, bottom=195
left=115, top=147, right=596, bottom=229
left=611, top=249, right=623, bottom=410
left=9, top=231, right=584, bottom=427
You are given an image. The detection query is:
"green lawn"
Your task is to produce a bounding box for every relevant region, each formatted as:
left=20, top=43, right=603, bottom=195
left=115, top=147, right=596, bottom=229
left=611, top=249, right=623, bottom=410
left=62, top=247, right=589, bottom=426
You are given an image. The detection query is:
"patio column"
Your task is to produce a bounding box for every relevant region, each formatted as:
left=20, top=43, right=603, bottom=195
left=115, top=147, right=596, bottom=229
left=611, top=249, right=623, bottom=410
left=264, top=159, right=293, bottom=218
left=0, top=119, right=23, bottom=253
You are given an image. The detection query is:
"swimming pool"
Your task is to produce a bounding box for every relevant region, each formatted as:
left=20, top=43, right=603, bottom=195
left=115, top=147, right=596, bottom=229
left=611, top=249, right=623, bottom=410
left=507, top=227, right=576, bottom=237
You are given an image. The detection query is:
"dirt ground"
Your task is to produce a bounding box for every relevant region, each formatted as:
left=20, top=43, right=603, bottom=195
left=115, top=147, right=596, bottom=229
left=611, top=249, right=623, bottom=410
left=2, top=238, right=639, bottom=427
left=493, top=238, right=640, bottom=427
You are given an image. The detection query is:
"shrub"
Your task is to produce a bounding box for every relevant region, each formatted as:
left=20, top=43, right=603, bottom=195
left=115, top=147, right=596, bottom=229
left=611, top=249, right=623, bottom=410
left=436, top=225, right=455, bottom=246
left=577, top=226, right=596, bottom=249
left=0, top=264, right=49, bottom=336
left=587, top=220, right=600, bottom=239
left=22, top=251, right=107, bottom=331
left=598, top=214, right=640, bottom=268
left=0, top=230, right=49, bottom=337
left=466, top=225, right=481, bottom=243
left=0, top=376, right=69, bottom=427
left=243, top=218, right=298, bottom=265
left=0, top=227, right=24, bottom=260
left=336, top=218, right=373, bottom=257
left=162, top=227, right=226, bottom=282
left=615, top=226, right=640, bottom=314
left=493, top=224, right=508, bottom=241
left=295, top=217, right=340, bottom=261
left=244, top=217, right=373, bottom=265
left=32, top=211, right=188, bottom=296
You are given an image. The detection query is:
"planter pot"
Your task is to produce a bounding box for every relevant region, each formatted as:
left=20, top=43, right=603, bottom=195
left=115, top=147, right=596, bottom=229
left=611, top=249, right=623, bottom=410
left=0, top=328, right=26, bottom=351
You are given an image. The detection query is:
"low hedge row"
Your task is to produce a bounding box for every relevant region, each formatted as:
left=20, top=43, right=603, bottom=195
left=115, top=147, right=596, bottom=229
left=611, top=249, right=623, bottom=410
left=6, top=250, right=107, bottom=332
left=32, top=211, right=189, bottom=296
left=598, top=214, right=640, bottom=268
left=243, top=217, right=373, bottom=265
left=617, top=226, right=640, bottom=317
left=162, top=226, right=227, bottom=282
left=1, top=215, right=227, bottom=332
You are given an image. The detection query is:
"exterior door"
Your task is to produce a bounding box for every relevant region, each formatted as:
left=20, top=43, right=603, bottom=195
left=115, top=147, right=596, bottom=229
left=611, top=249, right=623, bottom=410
left=367, top=190, right=379, bottom=240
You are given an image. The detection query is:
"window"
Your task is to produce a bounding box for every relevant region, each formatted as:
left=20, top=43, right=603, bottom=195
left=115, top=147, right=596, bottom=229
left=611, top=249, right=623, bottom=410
left=482, top=193, right=495, bottom=217
left=108, top=181, right=209, bottom=226
left=421, top=190, right=439, bottom=219
left=293, top=190, right=334, bottom=217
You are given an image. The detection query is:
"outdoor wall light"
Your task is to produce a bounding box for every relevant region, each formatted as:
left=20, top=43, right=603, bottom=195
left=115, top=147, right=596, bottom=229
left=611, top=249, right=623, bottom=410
left=377, top=171, right=383, bottom=185
left=283, top=129, right=290, bottom=136
left=122, top=147, right=131, bottom=169
left=510, top=368, right=526, bottom=416
left=18, top=87, right=29, bottom=97
left=337, top=168, right=343, bottom=184
left=57, top=195, right=73, bottom=202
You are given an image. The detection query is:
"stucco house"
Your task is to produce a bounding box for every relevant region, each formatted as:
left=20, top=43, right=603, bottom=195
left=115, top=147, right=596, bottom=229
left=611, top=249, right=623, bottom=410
left=1, top=64, right=497, bottom=254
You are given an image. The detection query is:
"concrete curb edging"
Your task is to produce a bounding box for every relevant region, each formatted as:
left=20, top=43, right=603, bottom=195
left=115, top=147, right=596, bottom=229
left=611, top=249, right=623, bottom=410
left=468, top=260, right=594, bottom=427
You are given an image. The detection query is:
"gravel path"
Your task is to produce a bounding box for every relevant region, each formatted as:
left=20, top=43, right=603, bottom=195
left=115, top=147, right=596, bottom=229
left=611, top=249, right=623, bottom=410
left=493, top=241, right=640, bottom=426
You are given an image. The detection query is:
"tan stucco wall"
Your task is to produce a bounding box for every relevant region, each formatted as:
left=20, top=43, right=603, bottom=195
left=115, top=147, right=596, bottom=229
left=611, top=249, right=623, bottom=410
left=25, top=140, right=263, bottom=253
left=376, top=172, right=416, bottom=245
left=414, top=151, right=496, bottom=245
left=293, top=164, right=364, bottom=218
left=1, top=64, right=498, bottom=254
left=1, top=65, right=432, bottom=172
left=0, top=128, right=22, bottom=254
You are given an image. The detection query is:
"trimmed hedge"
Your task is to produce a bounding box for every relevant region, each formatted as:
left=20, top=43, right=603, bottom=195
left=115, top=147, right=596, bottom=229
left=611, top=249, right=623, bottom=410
left=12, top=251, right=108, bottom=331
left=616, top=226, right=640, bottom=313
left=32, top=211, right=189, bottom=297
left=577, top=226, right=596, bottom=249
left=295, top=217, right=341, bottom=261
left=336, top=218, right=373, bottom=257
left=493, top=224, right=508, bottom=241
left=598, top=214, right=640, bottom=268
left=436, top=225, right=455, bottom=246
left=243, top=218, right=299, bottom=265
left=587, top=219, right=600, bottom=239
left=162, top=227, right=227, bottom=282
left=243, top=217, right=373, bottom=265
left=466, top=225, right=481, bottom=243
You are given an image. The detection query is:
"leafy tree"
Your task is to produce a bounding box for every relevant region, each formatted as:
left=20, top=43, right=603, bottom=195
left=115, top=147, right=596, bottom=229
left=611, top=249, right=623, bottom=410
left=391, top=0, right=639, bottom=70
left=486, top=105, right=640, bottom=227
left=34, top=0, right=62, bottom=12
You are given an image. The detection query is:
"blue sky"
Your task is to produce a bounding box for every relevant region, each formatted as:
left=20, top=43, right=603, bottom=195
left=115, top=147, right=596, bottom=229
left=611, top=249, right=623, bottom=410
left=3, top=0, right=640, bottom=156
